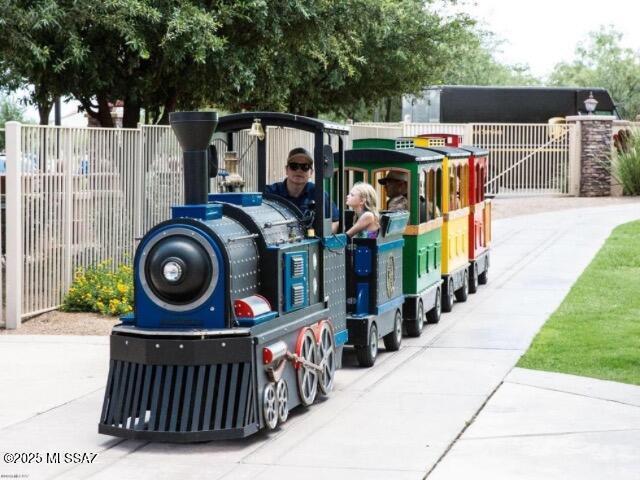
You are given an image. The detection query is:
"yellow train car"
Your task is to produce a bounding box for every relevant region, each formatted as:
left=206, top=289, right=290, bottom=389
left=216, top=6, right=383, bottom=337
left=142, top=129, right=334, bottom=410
left=415, top=140, right=471, bottom=312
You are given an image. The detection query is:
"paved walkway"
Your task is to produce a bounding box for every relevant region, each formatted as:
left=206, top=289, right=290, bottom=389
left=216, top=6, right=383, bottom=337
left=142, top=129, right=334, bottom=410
left=0, top=201, right=639, bottom=480
left=429, top=368, right=640, bottom=480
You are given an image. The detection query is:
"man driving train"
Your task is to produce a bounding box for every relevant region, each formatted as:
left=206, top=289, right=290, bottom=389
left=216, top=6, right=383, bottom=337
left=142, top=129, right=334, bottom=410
left=265, top=147, right=340, bottom=233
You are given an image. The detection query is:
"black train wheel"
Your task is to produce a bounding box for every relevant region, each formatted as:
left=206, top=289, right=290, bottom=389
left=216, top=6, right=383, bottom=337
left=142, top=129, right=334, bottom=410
left=317, top=321, right=336, bottom=395
left=296, top=328, right=319, bottom=406
left=455, top=268, right=469, bottom=302
left=426, top=287, right=442, bottom=324
left=276, top=379, right=289, bottom=423
left=478, top=257, right=489, bottom=285
left=356, top=322, right=378, bottom=368
left=405, top=300, right=423, bottom=338
left=469, top=263, right=479, bottom=294
left=442, top=277, right=455, bottom=312
left=384, top=309, right=403, bottom=350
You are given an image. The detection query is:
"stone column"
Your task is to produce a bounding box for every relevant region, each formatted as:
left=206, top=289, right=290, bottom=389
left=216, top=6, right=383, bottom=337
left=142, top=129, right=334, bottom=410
left=566, top=115, right=615, bottom=197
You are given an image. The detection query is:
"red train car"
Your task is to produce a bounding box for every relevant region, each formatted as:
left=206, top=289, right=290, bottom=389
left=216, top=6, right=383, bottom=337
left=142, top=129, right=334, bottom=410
left=415, top=134, right=491, bottom=293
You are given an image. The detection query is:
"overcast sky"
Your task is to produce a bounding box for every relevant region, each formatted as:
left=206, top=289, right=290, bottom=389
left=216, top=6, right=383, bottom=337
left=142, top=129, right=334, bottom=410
left=460, top=0, right=640, bottom=77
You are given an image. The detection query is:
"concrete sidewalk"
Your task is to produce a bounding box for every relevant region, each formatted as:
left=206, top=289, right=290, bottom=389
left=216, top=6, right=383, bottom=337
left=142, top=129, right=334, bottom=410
left=429, top=368, right=640, bottom=480
left=0, top=201, right=639, bottom=480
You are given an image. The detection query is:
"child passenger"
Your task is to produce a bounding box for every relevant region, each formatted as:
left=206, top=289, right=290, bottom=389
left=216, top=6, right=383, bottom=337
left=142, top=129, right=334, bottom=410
left=346, top=182, right=380, bottom=239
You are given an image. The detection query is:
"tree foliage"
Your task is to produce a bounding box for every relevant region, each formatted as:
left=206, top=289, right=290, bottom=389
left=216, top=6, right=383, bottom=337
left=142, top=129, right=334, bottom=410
left=439, top=28, right=540, bottom=87
left=0, top=0, right=480, bottom=125
left=0, top=94, right=27, bottom=150
left=549, top=26, right=640, bottom=120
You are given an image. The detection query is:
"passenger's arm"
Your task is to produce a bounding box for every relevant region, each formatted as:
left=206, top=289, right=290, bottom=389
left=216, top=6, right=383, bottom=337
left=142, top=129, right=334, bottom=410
left=346, top=211, right=374, bottom=238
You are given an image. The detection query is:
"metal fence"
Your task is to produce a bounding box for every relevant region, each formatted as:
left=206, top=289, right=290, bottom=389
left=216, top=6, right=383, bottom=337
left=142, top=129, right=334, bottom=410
left=0, top=119, right=593, bottom=328
left=471, top=123, right=575, bottom=196
left=3, top=122, right=333, bottom=327
left=1, top=127, right=4, bottom=327
left=351, top=121, right=575, bottom=196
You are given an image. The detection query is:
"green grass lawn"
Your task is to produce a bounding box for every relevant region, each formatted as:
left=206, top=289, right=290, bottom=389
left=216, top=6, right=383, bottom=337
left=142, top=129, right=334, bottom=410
left=518, top=220, right=640, bottom=385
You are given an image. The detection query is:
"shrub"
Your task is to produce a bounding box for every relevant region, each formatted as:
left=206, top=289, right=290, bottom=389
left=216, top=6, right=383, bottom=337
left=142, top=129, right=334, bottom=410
left=612, top=128, right=640, bottom=195
left=62, top=260, right=133, bottom=316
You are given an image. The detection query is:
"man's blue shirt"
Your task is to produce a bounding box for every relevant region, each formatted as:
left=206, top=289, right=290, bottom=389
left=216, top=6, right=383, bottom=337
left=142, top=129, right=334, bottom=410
left=264, top=180, right=339, bottom=221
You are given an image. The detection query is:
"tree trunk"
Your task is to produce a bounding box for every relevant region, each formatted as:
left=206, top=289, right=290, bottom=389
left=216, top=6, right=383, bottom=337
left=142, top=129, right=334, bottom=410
left=384, top=97, right=393, bottom=123
left=122, top=100, right=141, bottom=128
left=38, top=103, right=52, bottom=125
left=96, top=94, right=115, bottom=128
left=157, top=90, right=178, bottom=125
left=79, top=94, right=114, bottom=128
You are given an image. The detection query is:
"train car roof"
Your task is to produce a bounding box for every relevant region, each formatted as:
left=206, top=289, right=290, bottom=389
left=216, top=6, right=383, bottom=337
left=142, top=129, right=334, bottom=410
left=459, top=145, right=490, bottom=156
left=345, top=148, right=443, bottom=163
left=420, top=146, right=469, bottom=159
left=216, top=112, right=349, bottom=135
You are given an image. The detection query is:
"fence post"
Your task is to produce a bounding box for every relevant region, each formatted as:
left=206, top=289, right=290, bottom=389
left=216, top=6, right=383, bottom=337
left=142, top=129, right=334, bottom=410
left=63, top=129, right=74, bottom=290
left=133, top=126, right=144, bottom=243
left=567, top=122, right=581, bottom=196
left=566, top=115, right=615, bottom=196
left=5, top=122, right=22, bottom=329
left=464, top=124, right=474, bottom=145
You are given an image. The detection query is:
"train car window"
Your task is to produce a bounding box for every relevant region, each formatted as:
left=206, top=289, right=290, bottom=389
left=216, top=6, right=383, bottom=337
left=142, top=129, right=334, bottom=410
left=372, top=168, right=411, bottom=214
left=435, top=168, right=443, bottom=215
left=474, top=164, right=480, bottom=204
left=419, top=169, right=428, bottom=223
left=345, top=168, right=368, bottom=190
left=480, top=165, right=486, bottom=202
left=427, top=169, right=441, bottom=220
left=462, top=164, right=469, bottom=208
left=449, top=166, right=457, bottom=210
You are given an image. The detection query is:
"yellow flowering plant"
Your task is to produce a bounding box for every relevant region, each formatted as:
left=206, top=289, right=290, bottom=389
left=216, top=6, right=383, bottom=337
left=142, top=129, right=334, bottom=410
left=62, top=260, right=133, bottom=316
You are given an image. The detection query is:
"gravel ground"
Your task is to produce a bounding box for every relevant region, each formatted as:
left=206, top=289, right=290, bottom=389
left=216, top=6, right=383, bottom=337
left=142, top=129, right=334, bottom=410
left=3, top=195, right=639, bottom=336
left=0, top=311, right=118, bottom=336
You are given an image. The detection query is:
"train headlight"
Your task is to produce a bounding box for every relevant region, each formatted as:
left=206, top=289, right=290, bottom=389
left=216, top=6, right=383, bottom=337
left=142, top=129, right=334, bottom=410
left=162, top=259, right=184, bottom=283
left=139, top=227, right=219, bottom=312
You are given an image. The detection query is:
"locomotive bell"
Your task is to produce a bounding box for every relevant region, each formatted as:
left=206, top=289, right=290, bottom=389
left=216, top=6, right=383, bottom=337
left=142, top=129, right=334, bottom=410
left=169, top=111, right=218, bottom=205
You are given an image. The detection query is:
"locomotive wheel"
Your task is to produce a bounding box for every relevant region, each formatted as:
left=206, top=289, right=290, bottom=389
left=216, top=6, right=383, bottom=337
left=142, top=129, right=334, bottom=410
left=296, top=329, right=319, bottom=406
left=455, top=269, right=469, bottom=302
left=426, top=287, right=442, bottom=324
left=262, top=383, right=278, bottom=430
left=405, top=300, right=423, bottom=337
left=478, top=259, right=489, bottom=285
left=276, top=379, right=289, bottom=423
left=384, top=309, right=404, bottom=350
left=469, top=263, right=479, bottom=294
left=356, top=322, right=378, bottom=367
left=442, top=278, right=455, bottom=313
left=317, top=322, right=336, bottom=395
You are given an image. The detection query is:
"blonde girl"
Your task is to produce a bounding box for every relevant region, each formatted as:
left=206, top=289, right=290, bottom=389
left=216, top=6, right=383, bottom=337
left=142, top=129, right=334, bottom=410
left=346, top=182, right=380, bottom=238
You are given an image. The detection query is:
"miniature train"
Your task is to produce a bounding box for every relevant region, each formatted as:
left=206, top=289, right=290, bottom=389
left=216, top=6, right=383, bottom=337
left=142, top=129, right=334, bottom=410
left=99, top=112, right=491, bottom=442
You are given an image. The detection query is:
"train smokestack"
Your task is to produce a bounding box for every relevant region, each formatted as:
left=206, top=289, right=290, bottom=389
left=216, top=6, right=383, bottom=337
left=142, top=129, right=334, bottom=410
left=169, top=111, right=218, bottom=205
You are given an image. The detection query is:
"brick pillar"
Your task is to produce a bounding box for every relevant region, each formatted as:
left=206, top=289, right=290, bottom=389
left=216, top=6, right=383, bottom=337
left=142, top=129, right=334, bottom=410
left=566, top=115, right=615, bottom=197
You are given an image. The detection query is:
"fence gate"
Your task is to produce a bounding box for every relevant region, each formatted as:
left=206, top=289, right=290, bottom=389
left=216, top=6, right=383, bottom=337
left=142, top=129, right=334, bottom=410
left=472, top=123, right=575, bottom=196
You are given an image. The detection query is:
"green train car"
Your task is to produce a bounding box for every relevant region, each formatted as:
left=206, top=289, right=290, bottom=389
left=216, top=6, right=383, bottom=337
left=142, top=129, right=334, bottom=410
left=344, top=147, right=444, bottom=337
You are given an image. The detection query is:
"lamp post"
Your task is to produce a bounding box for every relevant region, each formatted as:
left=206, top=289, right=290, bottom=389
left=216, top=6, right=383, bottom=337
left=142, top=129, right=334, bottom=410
left=584, top=91, right=598, bottom=115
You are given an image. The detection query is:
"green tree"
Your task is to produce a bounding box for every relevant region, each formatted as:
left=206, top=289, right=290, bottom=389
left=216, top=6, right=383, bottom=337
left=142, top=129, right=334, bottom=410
left=0, top=0, right=481, bottom=125
left=440, top=28, right=540, bottom=87
left=0, top=0, right=87, bottom=124
left=0, top=94, right=27, bottom=150
left=550, top=26, right=640, bottom=119
left=225, top=0, right=477, bottom=118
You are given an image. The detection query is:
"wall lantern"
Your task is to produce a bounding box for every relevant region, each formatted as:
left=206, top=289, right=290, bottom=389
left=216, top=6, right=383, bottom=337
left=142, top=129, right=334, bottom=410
left=584, top=92, right=598, bottom=114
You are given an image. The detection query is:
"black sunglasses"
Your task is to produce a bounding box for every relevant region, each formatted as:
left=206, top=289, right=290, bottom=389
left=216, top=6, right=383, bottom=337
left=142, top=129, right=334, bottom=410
left=287, top=162, right=312, bottom=172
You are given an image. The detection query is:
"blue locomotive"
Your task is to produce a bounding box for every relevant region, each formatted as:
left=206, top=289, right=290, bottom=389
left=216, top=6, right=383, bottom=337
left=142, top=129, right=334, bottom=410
left=99, top=111, right=409, bottom=441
